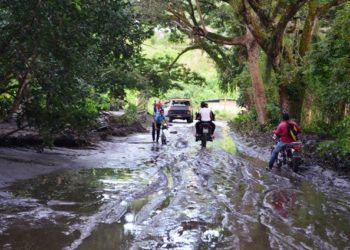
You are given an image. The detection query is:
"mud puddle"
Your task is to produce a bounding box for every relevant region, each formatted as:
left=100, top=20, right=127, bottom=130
left=1, top=121, right=350, bottom=249
left=0, top=167, right=156, bottom=250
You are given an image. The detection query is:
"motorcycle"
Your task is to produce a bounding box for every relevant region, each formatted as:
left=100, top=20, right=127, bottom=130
left=271, top=137, right=303, bottom=172
left=196, top=122, right=213, bottom=148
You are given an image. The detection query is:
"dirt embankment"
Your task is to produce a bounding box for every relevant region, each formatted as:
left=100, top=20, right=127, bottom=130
left=0, top=110, right=152, bottom=149
left=229, top=121, right=350, bottom=173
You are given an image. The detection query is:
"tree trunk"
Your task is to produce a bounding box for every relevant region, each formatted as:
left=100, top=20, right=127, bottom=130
left=10, top=72, right=30, bottom=115
left=289, top=90, right=305, bottom=122
left=279, top=84, right=290, bottom=113
left=246, top=31, right=268, bottom=124
left=278, top=75, right=305, bottom=122
left=299, top=0, right=318, bottom=58
left=302, top=91, right=316, bottom=124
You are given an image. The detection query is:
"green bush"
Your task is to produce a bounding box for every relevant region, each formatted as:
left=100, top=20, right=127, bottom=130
left=230, top=107, right=281, bottom=134
left=124, top=103, right=138, bottom=125
left=94, top=93, right=110, bottom=111
left=302, top=120, right=331, bottom=134
left=230, top=110, right=259, bottom=134
left=317, top=140, right=345, bottom=156
left=305, top=116, right=350, bottom=156
left=21, top=97, right=98, bottom=147
left=332, top=116, right=350, bottom=153
left=266, top=103, right=280, bottom=128
left=317, top=139, right=349, bottom=171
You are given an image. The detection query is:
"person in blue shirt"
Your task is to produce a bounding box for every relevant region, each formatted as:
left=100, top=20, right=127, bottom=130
left=152, top=109, right=167, bottom=142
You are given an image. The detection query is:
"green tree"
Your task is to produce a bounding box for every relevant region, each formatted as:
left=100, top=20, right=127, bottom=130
left=140, top=0, right=269, bottom=124
left=140, top=0, right=347, bottom=124
left=0, top=0, right=150, bottom=135
left=238, top=0, right=346, bottom=120
left=99, top=55, right=205, bottom=103
left=306, top=2, right=350, bottom=124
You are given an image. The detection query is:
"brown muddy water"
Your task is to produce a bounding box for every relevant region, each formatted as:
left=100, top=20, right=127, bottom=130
left=0, top=121, right=350, bottom=250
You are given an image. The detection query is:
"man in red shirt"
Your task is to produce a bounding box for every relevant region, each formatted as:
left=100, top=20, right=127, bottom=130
left=268, top=112, right=301, bottom=170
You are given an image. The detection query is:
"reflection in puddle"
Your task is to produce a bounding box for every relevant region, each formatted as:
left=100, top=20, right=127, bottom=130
left=0, top=167, right=154, bottom=250
left=77, top=196, right=152, bottom=250
left=261, top=182, right=350, bottom=249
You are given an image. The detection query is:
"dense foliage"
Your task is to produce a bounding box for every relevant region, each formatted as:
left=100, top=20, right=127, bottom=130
left=232, top=2, right=350, bottom=167
left=306, top=3, right=350, bottom=123
left=0, top=0, right=204, bottom=141
left=304, top=3, right=350, bottom=154
left=0, top=0, right=149, bottom=133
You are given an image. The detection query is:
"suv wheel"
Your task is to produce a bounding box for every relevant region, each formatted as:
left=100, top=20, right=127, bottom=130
left=187, top=117, right=193, bottom=123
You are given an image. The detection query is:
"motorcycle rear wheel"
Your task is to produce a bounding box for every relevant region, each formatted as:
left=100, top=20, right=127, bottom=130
left=201, top=138, right=207, bottom=147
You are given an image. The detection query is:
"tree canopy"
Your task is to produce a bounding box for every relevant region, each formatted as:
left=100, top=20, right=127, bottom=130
left=0, top=0, right=204, bottom=138
left=0, top=0, right=349, bottom=154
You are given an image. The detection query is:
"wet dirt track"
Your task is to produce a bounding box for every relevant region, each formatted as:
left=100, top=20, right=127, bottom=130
left=1, top=121, right=350, bottom=250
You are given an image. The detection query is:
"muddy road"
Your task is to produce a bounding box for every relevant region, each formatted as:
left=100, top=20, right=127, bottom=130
left=0, top=121, right=350, bottom=250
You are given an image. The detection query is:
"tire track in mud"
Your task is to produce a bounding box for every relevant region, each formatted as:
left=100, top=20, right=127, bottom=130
left=128, top=124, right=268, bottom=249
left=127, top=122, right=350, bottom=250
left=125, top=140, right=212, bottom=248
left=192, top=149, right=273, bottom=249
left=130, top=124, right=254, bottom=248
left=2, top=122, right=350, bottom=250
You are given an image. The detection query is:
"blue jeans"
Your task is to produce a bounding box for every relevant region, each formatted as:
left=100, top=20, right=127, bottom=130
left=269, top=140, right=286, bottom=169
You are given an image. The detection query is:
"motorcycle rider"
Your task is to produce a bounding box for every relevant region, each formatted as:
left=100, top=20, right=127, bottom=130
left=267, top=112, right=301, bottom=170
left=152, top=109, right=167, bottom=143
left=195, top=102, right=216, bottom=138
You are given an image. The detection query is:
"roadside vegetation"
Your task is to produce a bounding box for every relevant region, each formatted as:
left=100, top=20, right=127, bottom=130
left=0, top=1, right=348, bottom=171
left=0, top=1, right=205, bottom=145
left=230, top=4, right=350, bottom=171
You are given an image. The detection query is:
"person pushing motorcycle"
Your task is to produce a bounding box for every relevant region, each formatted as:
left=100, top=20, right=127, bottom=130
left=152, top=109, right=167, bottom=143
left=268, top=112, right=301, bottom=170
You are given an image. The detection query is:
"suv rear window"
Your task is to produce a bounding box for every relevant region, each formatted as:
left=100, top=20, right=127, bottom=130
left=172, top=100, right=190, bottom=106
